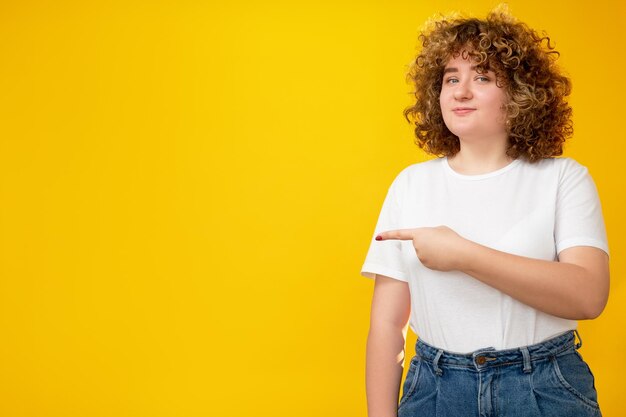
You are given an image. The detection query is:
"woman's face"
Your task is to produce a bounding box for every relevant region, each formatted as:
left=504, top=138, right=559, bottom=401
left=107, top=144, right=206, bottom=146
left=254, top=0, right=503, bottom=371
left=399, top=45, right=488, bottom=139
left=439, top=52, right=508, bottom=142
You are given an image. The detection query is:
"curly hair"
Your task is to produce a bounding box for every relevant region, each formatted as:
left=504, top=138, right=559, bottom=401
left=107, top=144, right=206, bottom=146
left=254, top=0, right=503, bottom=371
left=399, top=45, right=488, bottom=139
left=404, top=5, right=573, bottom=162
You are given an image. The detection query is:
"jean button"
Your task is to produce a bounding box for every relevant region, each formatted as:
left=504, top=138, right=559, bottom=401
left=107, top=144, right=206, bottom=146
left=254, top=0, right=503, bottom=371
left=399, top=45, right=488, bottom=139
left=476, top=356, right=486, bottom=365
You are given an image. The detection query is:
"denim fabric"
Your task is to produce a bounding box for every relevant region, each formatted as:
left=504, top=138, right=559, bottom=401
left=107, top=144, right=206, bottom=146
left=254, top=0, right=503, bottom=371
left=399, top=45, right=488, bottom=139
left=398, top=331, right=601, bottom=417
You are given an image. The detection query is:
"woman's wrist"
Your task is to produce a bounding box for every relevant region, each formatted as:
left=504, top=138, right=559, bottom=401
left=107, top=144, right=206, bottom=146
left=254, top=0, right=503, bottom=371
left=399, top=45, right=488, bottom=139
left=453, top=235, right=477, bottom=271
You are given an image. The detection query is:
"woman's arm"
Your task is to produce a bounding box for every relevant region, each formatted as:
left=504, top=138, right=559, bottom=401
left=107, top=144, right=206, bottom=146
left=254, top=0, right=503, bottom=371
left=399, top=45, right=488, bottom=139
left=376, top=227, right=610, bottom=320
left=366, top=274, right=411, bottom=417
left=460, top=240, right=609, bottom=320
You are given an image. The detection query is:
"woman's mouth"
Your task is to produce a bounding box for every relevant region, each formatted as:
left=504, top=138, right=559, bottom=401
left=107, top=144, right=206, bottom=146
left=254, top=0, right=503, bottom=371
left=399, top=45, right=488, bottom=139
left=452, top=107, right=476, bottom=115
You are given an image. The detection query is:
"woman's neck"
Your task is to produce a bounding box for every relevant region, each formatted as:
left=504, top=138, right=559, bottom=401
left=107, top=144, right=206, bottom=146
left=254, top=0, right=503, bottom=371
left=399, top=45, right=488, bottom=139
left=447, top=141, right=513, bottom=175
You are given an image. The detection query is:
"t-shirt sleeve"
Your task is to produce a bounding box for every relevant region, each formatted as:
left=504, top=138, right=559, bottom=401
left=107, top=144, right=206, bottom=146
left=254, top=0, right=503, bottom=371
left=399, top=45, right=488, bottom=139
left=554, top=159, right=609, bottom=256
left=360, top=171, right=409, bottom=282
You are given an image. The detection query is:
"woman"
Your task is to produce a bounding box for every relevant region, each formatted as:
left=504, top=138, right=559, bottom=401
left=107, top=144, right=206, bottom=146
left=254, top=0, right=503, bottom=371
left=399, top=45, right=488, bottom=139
left=361, top=7, right=609, bottom=417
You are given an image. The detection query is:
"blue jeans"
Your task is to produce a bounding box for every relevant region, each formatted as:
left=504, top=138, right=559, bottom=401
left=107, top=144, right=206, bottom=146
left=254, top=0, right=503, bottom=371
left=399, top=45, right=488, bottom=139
left=398, top=330, right=601, bottom=417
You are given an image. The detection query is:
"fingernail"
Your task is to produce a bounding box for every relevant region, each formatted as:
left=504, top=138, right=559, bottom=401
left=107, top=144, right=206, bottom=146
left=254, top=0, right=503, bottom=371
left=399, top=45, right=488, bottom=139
left=375, top=235, right=382, bottom=241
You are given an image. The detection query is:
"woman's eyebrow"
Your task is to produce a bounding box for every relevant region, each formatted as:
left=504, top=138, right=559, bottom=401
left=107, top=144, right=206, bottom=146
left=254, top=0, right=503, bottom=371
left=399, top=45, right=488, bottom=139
left=443, top=65, right=483, bottom=74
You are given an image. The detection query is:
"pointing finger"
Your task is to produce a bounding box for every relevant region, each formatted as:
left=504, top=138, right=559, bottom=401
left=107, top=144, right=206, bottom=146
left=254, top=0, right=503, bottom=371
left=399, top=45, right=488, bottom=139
left=375, top=229, right=415, bottom=241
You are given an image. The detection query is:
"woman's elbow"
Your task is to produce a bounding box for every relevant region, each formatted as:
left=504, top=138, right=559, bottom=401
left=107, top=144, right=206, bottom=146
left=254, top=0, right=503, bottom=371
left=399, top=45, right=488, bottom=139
left=581, top=298, right=608, bottom=320
left=579, top=284, right=609, bottom=320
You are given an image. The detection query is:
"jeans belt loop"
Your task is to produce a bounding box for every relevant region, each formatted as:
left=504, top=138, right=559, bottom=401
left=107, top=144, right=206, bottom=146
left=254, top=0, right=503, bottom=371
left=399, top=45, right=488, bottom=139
left=574, top=329, right=583, bottom=350
left=520, top=346, right=532, bottom=374
left=433, top=349, right=444, bottom=376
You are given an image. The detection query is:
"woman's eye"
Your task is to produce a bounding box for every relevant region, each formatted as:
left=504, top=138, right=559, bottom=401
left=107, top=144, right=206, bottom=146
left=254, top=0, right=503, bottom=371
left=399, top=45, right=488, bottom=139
left=445, top=78, right=459, bottom=84
left=476, top=76, right=490, bottom=82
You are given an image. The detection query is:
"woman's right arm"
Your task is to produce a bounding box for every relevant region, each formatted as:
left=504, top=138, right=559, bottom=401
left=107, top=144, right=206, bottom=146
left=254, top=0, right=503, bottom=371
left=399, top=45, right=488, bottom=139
left=366, top=274, right=411, bottom=417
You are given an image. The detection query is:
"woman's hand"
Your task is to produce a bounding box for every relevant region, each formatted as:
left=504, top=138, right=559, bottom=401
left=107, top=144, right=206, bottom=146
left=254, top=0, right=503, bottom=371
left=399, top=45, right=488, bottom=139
left=376, top=226, right=469, bottom=271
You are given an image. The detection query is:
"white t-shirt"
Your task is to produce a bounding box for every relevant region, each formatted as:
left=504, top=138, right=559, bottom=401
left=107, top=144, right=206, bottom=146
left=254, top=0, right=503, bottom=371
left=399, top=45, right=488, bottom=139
left=361, top=156, right=609, bottom=353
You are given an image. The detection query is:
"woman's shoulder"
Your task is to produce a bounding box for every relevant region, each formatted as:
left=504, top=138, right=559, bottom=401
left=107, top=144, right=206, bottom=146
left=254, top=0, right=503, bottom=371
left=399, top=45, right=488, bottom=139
left=521, top=156, right=589, bottom=175
left=516, top=157, right=598, bottom=194
left=385, top=157, right=444, bottom=194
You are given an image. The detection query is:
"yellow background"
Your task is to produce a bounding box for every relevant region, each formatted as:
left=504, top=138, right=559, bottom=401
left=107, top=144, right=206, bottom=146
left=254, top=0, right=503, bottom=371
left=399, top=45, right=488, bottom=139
left=0, top=0, right=624, bottom=416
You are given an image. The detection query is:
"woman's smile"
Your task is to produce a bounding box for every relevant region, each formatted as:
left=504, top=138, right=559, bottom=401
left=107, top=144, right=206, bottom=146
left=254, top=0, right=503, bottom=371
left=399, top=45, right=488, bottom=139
left=452, top=107, right=476, bottom=115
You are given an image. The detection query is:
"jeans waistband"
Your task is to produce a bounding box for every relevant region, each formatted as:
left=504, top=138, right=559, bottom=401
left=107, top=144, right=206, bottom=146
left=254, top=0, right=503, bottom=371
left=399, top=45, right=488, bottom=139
left=415, top=330, right=581, bottom=375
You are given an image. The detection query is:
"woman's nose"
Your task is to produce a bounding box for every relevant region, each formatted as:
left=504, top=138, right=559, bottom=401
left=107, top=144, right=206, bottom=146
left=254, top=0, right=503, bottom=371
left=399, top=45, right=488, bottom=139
left=453, top=82, right=472, bottom=100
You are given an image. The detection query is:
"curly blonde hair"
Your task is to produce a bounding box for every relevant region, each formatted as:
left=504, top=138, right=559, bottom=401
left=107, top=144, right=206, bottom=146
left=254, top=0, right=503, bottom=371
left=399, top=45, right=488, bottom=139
left=404, top=6, right=573, bottom=162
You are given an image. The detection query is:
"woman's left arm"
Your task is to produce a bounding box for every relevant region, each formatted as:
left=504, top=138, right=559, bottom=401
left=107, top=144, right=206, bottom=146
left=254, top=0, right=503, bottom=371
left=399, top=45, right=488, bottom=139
left=376, top=227, right=610, bottom=320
